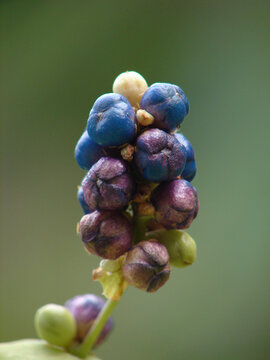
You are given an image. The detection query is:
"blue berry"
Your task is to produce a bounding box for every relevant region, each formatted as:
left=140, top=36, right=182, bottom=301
left=87, top=93, right=137, bottom=147
left=175, top=133, right=196, bottom=182
left=77, top=187, right=92, bottom=214
left=134, top=128, right=186, bottom=182
left=74, top=131, right=105, bottom=170
left=140, top=83, right=189, bottom=132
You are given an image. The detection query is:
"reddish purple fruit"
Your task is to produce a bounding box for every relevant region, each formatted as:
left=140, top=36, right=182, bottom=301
left=79, top=210, right=132, bottom=259
left=151, top=179, right=199, bottom=229
left=122, top=241, right=170, bottom=292
left=82, top=157, right=135, bottom=211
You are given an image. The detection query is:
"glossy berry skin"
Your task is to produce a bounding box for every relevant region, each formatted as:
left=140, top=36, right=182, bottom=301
left=140, top=83, right=189, bottom=132
left=122, top=241, right=170, bottom=292
left=79, top=210, right=132, bottom=259
left=65, top=294, right=113, bottom=347
left=175, top=133, right=196, bottom=182
left=87, top=93, right=137, bottom=147
left=74, top=131, right=105, bottom=170
left=77, top=187, right=92, bottom=214
left=134, top=128, right=186, bottom=182
left=82, top=157, right=135, bottom=211
left=151, top=179, right=199, bottom=229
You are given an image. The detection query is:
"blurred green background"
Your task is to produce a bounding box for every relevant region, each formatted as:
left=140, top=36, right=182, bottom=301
left=1, top=1, right=270, bottom=359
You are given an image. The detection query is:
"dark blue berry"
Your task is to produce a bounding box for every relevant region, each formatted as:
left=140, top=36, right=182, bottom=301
left=175, top=133, right=196, bottom=182
left=87, top=93, right=137, bottom=147
left=77, top=187, right=93, bottom=214
left=140, top=83, right=189, bottom=132
left=75, top=131, right=105, bottom=170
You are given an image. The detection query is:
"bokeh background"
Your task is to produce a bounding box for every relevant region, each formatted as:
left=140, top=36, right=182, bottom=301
left=1, top=1, right=270, bottom=359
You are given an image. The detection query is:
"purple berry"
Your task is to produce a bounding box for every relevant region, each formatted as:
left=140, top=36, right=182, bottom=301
left=134, top=128, right=186, bottom=182
left=65, top=294, right=113, bottom=347
left=140, top=83, right=189, bottom=132
left=151, top=179, right=199, bottom=229
left=79, top=210, right=132, bottom=259
left=82, top=157, right=135, bottom=211
left=122, top=241, right=170, bottom=292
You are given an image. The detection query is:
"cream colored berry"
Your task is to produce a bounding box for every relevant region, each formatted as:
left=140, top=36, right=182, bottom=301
left=112, top=71, right=148, bottom=109
left=136, top=109, right=154, bottom=126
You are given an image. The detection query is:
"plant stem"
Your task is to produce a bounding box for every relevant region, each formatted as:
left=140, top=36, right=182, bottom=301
left=72, top=298, right=119, bottom=358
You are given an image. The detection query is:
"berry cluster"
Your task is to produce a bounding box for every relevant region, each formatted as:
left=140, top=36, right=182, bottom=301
left=33, top=71, right=199, bottom=357
left=76, top=71, right=199, bottom=293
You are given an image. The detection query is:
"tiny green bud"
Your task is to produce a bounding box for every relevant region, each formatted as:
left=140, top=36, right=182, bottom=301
left=93, top=258, right=128, bottom=300
left=158, top=230, right=197, bottom=268
left=35, top=304, right=76, bottom=347
left=100, top=259, right=121, bottom=273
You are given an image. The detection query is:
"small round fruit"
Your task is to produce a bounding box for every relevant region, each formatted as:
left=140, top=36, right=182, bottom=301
left=74, top=131, right=105, bottom=170
left=65, top=294, right=113, bottom=347
left=87, top=93, right=136, bottom=147
left=122, top=241, right=170, bottom=292
left=175, top=133, right=196, bottom=182
left=134, top=128, right=186, bottom=182
left=113, top=71, right=148, bottom=108
left=140, top=83, right=189, bottom=132
left=79, top=210, right=132, bottom=259
left=158, top=230, right=197, bottom=268
left=35, top=304, right=76, bottom=347
left=151, top=179, right=199, bottom=229
left=77, top=187, right=93, bottom=214
left=82, top=157, right=135, bottom=211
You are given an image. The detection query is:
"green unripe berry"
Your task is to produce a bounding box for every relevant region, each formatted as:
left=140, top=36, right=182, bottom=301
left=35, top=304, right=76, bottom=347
left=159, top=230, right=197, bottom=268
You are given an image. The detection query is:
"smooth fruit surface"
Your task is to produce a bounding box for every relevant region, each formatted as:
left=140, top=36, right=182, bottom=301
left=175, top=132, right=196, bottom=182
left=35, top=304, right=76, bottom=347
left=113, top=71, right=148, bottom=108
left=75, top=131, right=105, bottom=170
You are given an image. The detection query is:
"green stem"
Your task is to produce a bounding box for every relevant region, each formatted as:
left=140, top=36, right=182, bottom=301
left=71, top=298, right=119, bottom=358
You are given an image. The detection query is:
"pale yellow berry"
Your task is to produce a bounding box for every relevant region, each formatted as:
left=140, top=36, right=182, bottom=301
left=112, top=71, right=148, bottom=109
